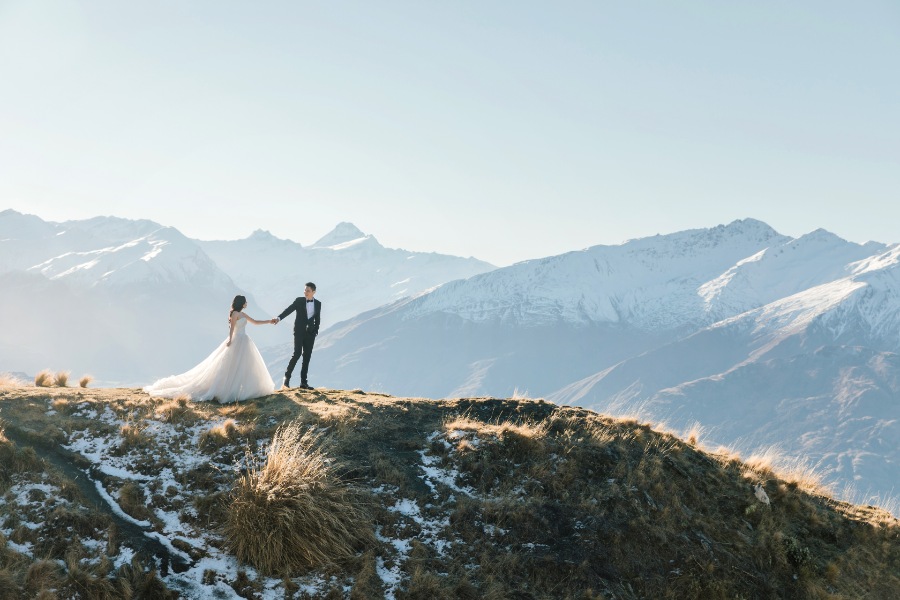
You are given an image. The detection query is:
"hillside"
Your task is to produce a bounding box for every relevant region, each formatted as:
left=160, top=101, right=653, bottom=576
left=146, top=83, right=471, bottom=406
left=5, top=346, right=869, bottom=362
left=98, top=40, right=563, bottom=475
left=0, top=383, right=898, bottom=599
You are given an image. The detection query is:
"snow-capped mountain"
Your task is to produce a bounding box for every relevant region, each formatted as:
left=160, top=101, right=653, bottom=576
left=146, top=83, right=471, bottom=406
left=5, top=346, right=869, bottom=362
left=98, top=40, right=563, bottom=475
left=0, top=210, right=494, bottom=384
left=196, top=223, right=495, bottom=326
left=0, top=211, right=253, bottom=384
left=294, top=219, right=900, bottom=502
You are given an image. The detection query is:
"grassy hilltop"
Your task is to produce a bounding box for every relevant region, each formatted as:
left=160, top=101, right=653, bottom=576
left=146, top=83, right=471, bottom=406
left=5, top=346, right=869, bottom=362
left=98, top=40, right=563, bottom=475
left=0, top=384, right=898, bottom=599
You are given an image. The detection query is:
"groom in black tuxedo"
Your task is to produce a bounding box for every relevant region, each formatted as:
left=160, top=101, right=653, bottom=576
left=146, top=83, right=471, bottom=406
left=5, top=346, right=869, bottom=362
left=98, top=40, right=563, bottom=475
left=274, top=282, right=321, bottom=390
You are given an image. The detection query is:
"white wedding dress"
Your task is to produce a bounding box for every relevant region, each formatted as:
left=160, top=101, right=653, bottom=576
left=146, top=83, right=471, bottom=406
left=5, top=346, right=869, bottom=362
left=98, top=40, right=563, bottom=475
left=144, top=317, right=275, bottom=403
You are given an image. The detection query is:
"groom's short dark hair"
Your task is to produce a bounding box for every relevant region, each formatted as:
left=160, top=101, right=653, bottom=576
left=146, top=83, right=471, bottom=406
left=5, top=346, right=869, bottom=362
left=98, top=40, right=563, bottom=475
left=306, top=282, right=316, bottom=291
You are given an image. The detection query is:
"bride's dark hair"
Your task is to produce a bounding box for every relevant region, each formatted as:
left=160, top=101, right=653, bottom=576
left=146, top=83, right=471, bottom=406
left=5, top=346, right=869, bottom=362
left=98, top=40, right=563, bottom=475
left=230, top=295, right=247, bottom=321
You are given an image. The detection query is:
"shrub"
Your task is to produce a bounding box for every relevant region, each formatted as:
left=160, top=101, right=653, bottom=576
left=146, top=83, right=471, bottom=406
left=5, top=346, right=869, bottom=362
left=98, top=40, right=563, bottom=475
left=224, top=421, right=372, bottom=575
left=79, top=375, right=93, bottom=388
left=34, top=370, right=53, bottom=387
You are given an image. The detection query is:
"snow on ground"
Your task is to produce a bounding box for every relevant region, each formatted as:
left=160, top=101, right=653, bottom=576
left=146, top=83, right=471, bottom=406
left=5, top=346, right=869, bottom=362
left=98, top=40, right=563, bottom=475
left=5, top=398, right=513, bottom=597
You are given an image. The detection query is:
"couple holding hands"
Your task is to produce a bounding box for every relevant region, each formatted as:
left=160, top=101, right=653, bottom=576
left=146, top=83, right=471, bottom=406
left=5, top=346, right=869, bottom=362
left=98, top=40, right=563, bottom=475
left=145, top=282, right=321, bottom=403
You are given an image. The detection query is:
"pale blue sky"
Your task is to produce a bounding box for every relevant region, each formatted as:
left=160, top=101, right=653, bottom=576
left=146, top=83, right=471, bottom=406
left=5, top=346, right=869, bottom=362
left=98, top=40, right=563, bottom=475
left=1, top=1, right=898, bottom=266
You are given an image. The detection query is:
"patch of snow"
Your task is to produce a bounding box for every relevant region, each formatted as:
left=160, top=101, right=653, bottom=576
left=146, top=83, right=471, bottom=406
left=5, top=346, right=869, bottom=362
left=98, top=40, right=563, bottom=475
left=93, top=478, right=151, bottom=528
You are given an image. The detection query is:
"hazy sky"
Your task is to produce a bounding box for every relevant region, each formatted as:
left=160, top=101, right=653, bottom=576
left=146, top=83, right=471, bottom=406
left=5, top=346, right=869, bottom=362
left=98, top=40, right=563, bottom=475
left=1, top=1, right=898, bottom=266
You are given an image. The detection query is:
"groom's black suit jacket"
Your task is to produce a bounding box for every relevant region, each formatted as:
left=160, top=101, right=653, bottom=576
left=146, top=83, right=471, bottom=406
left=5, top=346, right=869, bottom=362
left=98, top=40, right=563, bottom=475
left=278, top=298, right=321, bottom=338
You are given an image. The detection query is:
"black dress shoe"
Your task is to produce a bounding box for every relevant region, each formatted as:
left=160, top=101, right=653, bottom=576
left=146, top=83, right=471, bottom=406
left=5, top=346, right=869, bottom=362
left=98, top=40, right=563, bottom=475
left=300, top=383, right=313, bottom=389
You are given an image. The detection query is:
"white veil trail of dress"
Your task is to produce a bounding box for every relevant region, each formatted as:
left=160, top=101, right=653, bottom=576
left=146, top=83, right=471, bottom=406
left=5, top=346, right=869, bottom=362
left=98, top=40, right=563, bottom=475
left=144, top=317, right=275, bottom=403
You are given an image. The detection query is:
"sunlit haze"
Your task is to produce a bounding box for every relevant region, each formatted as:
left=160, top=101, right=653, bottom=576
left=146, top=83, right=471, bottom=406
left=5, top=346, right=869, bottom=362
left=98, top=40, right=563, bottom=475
left=1, top=1, right=898, bottom=265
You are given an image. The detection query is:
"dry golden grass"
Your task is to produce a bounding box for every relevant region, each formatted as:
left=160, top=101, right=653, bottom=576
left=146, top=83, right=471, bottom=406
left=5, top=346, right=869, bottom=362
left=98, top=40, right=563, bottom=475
left=155, top=395, right=200, bottom=424
left=78, top=375, right=93, bottom=388
left=198, top=418, right=245, bottom=451
left=682, top=421, right=705, bottom=446
left=0, top=387, right=898, bottom=598
left=119, top=422, right=149, bottom=450
left=52, top=371, right=70, bottom=387
left=224, top=421, right=372, bottom=575
left=305, top=401, right=367, bottom=433
left=443, top=414, right=548, bottom=440
left=0, top=373, right=23, bottom=388
left=50, top=397, right=75, bottom=413
left=34, top=370, right=53, bottom=387
left=23, top=560, right=61, bottom=598
left=118, top=481, right=153, bottom=522
left=743, top=445, right=831, bottom=495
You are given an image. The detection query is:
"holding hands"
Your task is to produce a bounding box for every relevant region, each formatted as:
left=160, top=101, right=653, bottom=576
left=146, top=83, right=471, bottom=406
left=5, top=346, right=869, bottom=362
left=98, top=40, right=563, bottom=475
left=271, top=317, right=280, bottom=324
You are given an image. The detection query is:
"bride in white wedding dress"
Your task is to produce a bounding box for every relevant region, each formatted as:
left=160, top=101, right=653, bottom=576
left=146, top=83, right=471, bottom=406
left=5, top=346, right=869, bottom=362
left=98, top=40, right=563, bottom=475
left=144, top=295, right=276, bottom=403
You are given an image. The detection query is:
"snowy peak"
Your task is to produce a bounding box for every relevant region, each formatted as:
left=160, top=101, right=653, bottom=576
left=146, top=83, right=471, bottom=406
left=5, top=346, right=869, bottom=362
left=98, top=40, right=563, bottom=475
left=246, top=229, right=288, bottom=243
left=63, top=215, right=167, bottom=244
left=20, top=219, right=235, bottom=290
left=312, top=222, right=367, bottom=248
left=405, top=220, right=791, bottom=327
left=698, top=228, right=878, bottom=321
left=0, top=209, right=60, bottom=240
left=719, top=217, right=780, bottom=239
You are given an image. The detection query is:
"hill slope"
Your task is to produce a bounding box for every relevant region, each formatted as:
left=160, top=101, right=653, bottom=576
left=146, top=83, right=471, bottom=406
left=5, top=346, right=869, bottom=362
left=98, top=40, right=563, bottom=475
left=0, top=384, right=897, bottom=599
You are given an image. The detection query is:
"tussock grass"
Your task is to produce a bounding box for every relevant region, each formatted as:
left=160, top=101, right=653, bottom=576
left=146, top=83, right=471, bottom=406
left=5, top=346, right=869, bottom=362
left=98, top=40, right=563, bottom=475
left=224, top=421, right=372, bottom=575
left=305, top=400, right=367, bottom=434
left=119, top=422, right=149, bottom=450
left=61, top=553, right=118, bottom=599
left=155, top=394, right=200, bottom=424
left=53, top=371, right=70, bottom=387
left=34, top=370, right=53, bottom=387
left=682, top=421, right=706, bottom=446
left=50, top=397, right=75, bottom=413
left=743, top=445, right=831, bottom=495
left=0, top=373, right=23, bottom=388
left=199, top=418, right=249, bottom=450
left=114, top=557, right=177, bottom=599
left=443, top=414, right=548, bottom=440
left=79, top=375, right=93, bottom=388
left=24, top=560, right=61, bottom=598
left=118, top=481, right=153, bottom=522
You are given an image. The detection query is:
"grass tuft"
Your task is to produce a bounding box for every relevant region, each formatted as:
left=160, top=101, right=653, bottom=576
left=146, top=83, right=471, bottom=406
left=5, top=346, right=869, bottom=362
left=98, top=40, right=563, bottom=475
left=119, top=481, right=153, bottom=522
left=0, top=373, right=23, bottom=388
left=155, top=395, right=200, bottom=424
left=79, top=375, right=93, bottom=388
left=53, top=371, right=70, bottom=387
left=224, top=421, right=372, bottom=575
left=119, top=422, right=150, bottom=451
left=24, top=560, right=61, bottom=598
left=34, top=370, right=53, bottom=387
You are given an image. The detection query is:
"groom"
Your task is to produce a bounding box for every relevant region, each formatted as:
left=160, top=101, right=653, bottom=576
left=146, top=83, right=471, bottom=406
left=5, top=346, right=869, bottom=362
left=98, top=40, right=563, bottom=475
left=274, top=282, right=321, bottom=390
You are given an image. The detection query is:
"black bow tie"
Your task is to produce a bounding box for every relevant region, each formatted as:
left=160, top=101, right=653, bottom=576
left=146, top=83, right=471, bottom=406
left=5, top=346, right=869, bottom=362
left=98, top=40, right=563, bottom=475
left=306, top=299, right=314, bottom=303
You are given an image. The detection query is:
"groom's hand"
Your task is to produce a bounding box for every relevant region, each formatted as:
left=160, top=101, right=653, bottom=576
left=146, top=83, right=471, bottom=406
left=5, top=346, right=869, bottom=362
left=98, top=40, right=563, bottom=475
left=273, top=317, right=280, bottom=324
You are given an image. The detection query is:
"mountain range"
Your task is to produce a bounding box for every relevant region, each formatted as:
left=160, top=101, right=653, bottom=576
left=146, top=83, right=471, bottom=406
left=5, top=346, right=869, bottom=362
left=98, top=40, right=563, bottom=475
left=294, top=219, right=899, bottom=503
left=0, top=209, right=493, bottom=384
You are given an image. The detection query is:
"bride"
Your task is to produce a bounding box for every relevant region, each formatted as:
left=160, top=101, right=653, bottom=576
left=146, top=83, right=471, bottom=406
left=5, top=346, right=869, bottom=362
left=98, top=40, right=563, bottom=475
left=144, top=295, right=276, bottom=403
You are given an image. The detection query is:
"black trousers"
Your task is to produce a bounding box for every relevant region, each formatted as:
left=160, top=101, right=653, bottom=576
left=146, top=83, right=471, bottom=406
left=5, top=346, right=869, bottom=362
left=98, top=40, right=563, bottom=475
left=284, top=329, right=316, bottom=385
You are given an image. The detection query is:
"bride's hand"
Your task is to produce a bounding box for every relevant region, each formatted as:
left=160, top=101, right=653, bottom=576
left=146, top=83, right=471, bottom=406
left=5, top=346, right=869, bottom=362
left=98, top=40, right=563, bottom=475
left=226, top=340, right=231, bottom=347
